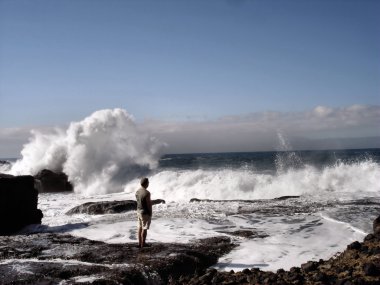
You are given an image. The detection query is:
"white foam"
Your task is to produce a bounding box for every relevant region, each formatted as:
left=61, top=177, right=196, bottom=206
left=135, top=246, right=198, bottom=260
left=63, top=275, right=105, bottom=284
left=8, top=109, right=165, bottom=195
left=215, top=214, right=366, bottom=272
left=32, top=192, right=372, bottom=273
left=319, top=213, right=368, bottom=235
left=123, top=159, right=380, bottom=202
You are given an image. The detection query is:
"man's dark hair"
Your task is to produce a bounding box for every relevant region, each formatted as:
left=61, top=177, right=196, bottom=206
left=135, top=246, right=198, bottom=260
left=140, top=177, right=149, bottom=188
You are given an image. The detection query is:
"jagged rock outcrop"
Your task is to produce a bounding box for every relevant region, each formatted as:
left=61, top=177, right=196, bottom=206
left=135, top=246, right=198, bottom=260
left=0, top=175, right=43, bottom=235
left=66, top=199, right=166, bottom=215
left=34, top=169, right=73, bottom=192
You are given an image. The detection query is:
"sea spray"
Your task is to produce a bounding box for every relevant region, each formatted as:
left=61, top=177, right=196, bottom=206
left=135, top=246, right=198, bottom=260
left=123, top=159, right=380, bottom=201
left=9, top=109, right=165, bottom=194
left=275, top=131, right=304, bottom=173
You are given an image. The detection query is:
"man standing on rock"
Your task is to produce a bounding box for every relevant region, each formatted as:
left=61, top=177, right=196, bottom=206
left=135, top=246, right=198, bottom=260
left=135, top=177, right=152, bottom=248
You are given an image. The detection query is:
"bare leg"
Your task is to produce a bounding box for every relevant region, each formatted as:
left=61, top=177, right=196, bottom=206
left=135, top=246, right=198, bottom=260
left=138, top=227, right=143, bottom=248
left=141, top=229, right=147, bottom=247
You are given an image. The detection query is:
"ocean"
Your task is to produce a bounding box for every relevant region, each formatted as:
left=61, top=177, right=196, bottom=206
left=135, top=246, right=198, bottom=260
left=2, top=148, right=379, bottom=272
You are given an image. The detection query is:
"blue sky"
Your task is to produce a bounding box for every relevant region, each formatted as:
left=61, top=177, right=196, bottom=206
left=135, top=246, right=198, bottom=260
left=0, top=0, right=379, bottom=155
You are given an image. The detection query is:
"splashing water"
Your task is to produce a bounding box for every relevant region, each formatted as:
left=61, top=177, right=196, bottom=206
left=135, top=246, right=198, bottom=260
left=275, top=132, right=304, bottom=173
left=8, top=109, right=165, bottom=195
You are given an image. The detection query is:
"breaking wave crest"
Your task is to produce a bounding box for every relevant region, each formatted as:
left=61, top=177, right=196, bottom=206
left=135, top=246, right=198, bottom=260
left=8, top=109, right=165, bottom=195
left=124, top=159, right=380, bottom=201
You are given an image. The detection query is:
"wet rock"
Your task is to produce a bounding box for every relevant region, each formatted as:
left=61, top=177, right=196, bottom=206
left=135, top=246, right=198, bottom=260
left=0, top=175, right=43, bottom=235
left=218, top=229, right=268, bottom=239
left=363, top=262, right=380, bottom=276
left=190, top=198, right=209, bottom=203
left=0, top=233, right=235, bottom=284
left=347, top=240, right=361, bottom=250
left=373, top=215, right=380, bottom=236
left=67, top=200, right=137, bottom=215
left=273, top=195, right=300, bottom=200
left=314, top=272, right=329, bottom=282
left=365, top=233, right=375, bottom=241
left=34, top=169, right=73, bottom=192
left=301, top=261, right=319, bottom=272
left=67, top=199, right=166, bottom=215
left=0, top=172, right=13, bottom=178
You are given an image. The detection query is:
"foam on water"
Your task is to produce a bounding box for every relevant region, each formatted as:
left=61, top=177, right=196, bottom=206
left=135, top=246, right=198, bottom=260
left=122, top=159, right=380, bottom=201
left=30, top=191, right=376, bottom=272
left=215, top=213, right=366, bottom=271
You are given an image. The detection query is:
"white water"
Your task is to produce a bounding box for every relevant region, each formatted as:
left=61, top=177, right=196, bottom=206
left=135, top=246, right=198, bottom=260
left=8, top=109, right=165, bottom=195
left=22, top=185, right=376, bottom=272
left=11, top=153, right=379, bottom=272
left=121, top=159, right=380, bottom=201
left=3, top=110, right=379, bottom=272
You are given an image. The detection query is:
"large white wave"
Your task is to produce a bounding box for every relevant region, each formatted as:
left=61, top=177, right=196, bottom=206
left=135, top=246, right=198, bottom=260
left=9, top=109, right=165, bottom=194
left=124, top=159, right=380, bottom=201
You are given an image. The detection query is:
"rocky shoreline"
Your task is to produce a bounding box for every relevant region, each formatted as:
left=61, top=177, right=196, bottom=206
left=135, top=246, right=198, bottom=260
left=0, top=234, right=234, bottom=284
left=1, top=174, right=379, bottom=284
left=0, top=216, right=378, bottom=284
left=175, top=226, right=380, bottom=285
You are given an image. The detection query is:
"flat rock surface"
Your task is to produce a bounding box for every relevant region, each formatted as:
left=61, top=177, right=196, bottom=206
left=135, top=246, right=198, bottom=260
left=0, top=233, right=235, bottom=284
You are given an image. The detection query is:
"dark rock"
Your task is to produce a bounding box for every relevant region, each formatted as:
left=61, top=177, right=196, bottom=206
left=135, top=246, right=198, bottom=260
left=364, top=234, right=375, bottom=241
left=369, top=247, right=380, bottom=255
left=273, top=195, right=300, bottom=200
left=290, top=266, right=301, bottom=273
left=196, top=269, right=217, bottom=284
left=0, top=175, right=43, bottom=235
left=288, top=272, right=303, bottom=282
left=0, top=172, right=14, bottom=178
left=242, top=268, right=251, bottom=275
left=361, top=245, right=369, bottom=253
left=373, top=215, right=380, bottom=236
left=347, top=241, right=361, bottom=250
left=314, top=272, right=329, bottom=282
left=67, top=199, right=166, bottom=215
left=301, top=261, right=319, bottom=272
left=34, top=169, right=73, bottom=192
left=363, top=262, right=380, bottom=276
left=67, top=200, right=137, bottom=215
left=190, top=198, right=206, bottom=202
left=218, top=229, right=268, bottom=239
left=0, top=233, right=235, bottom=284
